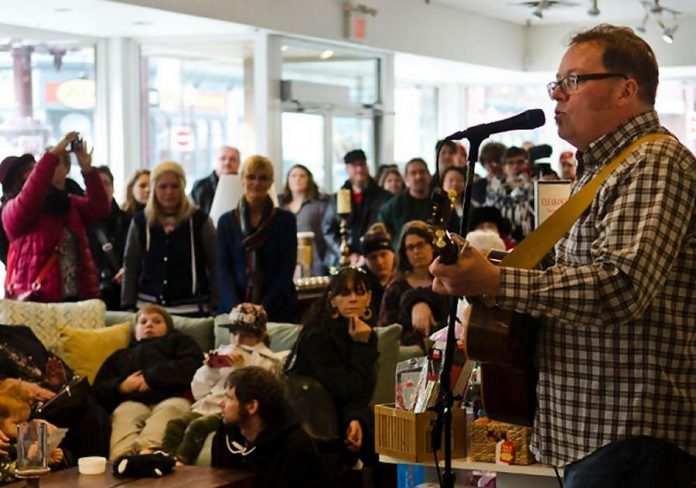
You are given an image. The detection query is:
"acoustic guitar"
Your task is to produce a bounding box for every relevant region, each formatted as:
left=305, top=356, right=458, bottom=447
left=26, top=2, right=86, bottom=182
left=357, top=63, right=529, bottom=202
left=430, top=188, right=537, bottom=426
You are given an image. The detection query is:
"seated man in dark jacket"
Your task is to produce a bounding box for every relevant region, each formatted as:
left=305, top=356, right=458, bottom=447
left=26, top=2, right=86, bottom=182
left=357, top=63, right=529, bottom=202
left=212, top=367, right=328, bottom=488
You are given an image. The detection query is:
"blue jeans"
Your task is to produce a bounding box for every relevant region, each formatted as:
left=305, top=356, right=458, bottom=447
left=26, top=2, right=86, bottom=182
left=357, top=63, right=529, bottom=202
left=564, top=436, right=696, bottom=488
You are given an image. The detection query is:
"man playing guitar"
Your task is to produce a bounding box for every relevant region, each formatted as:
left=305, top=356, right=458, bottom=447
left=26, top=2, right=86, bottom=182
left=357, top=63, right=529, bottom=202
left=430, top=24, right=695, bottom=487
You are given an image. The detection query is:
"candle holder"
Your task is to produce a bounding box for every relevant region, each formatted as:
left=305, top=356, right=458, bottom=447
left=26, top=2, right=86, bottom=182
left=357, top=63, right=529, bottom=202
left=338, top=213, right=351, bottom=267
left=15, top=421, right=50, bottom=487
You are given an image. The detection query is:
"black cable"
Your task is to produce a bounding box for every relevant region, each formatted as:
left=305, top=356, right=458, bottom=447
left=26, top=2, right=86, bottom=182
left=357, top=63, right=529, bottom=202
left=554, top=466, right=564, bottom=488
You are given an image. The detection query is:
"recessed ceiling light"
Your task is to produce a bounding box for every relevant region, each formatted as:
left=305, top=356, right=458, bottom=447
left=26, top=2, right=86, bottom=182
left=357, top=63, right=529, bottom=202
left=281, top=45, right=289, bottom=52
left=134, top=21, right=153, bottom=26
left=54, top=7, right=73, bottom=13
left=319, top=50, right=334, bottom=60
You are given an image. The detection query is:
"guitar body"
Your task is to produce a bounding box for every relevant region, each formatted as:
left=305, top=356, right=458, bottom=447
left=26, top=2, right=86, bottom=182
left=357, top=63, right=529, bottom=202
left=429, top=189, right=537, bottom=426
left=463, top=300, right=538, bottom=426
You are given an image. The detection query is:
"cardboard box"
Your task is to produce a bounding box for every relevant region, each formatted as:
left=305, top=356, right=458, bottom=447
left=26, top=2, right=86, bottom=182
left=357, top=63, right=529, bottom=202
left=375, top=404, right=467, bottom=463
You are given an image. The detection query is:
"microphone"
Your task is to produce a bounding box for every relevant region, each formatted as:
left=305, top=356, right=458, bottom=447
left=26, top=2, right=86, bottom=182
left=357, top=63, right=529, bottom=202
left=445, top=109, right=546, bottom=141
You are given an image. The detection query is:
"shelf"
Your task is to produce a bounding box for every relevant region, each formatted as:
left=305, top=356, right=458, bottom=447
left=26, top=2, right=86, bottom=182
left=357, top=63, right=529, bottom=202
left=379, top=455, right=561, bottom=478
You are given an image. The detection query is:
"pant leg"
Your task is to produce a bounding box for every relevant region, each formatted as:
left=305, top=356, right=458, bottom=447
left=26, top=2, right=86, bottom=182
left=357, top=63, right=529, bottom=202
left=161, top=411, right=202, bottom=456
left=176, top=414, right=221, bottom=465
left=109, top=401, right=152, bottom=460
left=137, top=398, right=191, bottom=452
left=564, top=436, right=696, bottom=488
left=62, top=398, right=111, bottom=459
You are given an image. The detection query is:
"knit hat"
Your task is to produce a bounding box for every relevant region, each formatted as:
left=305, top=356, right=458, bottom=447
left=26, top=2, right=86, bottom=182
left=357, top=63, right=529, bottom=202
left=151, top=160, right=186, bottom=185
left=469, top=206, right=507, bottom=234
left=223, top=303, right=268, bottom=337
left=360, top=231, right=392, bottom=256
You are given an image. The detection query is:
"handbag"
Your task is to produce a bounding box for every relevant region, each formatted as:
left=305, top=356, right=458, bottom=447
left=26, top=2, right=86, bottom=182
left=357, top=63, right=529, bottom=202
left=31, top=376, right=90, bottom=426
left=6, top=233, right=63, bottom=301
left=284, top=374, right=340, bottom=443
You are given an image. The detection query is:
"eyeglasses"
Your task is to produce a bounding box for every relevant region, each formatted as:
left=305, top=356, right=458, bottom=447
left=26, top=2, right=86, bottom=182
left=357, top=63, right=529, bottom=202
left=405, top=241, right=429, bottom=253
left=244, top=173, right=271, bottom=182
left=546, top=72, right=628, bottom=99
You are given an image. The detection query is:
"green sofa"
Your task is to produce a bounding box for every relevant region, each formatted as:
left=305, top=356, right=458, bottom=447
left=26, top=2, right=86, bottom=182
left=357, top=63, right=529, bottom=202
left=105, top=311, right=422, bottom=466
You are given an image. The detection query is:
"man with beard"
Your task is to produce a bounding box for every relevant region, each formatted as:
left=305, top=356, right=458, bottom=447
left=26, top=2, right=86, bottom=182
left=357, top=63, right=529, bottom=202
left=211, top=367, right=328, bottom=487
left=322, top=149, right=391, bottom=269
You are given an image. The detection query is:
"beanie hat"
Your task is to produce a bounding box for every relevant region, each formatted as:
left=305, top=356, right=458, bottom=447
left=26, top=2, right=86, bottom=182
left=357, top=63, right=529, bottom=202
left=151, top=160, right=186, bottom=186
left=468, top=206, right=505, bottom=233
left=223, top=303, right=268, bottom=337
left=360, top=231, right=393, bottom=256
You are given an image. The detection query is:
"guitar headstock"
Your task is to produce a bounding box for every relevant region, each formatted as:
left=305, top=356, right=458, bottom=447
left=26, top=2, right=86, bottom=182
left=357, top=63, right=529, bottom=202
left=430, top=188, right=460, bottom=265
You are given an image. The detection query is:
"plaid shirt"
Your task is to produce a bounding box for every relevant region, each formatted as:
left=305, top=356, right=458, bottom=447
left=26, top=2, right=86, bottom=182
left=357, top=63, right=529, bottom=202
left=498, top=111, right=696, bottom=467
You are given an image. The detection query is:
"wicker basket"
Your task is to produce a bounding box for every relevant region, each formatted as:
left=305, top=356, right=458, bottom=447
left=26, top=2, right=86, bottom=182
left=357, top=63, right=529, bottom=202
left=470, top=420, right=535, bottom=465
left=375, top=404, right=467, bottom=463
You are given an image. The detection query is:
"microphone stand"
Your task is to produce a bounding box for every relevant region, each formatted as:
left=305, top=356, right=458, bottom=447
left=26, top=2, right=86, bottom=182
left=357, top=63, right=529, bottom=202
left=432, top=137, right=483, bottom=488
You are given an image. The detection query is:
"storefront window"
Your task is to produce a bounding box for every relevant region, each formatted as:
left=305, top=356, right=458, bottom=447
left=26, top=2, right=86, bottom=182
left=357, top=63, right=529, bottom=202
left=0, top=42, right=95, bottom=162
left=141, top=54, right=245, bottom=186
left=394, top=84, right=438, bottom=165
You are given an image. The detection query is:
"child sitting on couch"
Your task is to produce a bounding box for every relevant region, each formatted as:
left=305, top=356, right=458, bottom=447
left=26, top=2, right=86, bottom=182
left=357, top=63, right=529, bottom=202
left=0, top=381, right=64, bottom=483
left=161, top=303, right=281, bottom=465
left=92, top=304, right=203, bottom=459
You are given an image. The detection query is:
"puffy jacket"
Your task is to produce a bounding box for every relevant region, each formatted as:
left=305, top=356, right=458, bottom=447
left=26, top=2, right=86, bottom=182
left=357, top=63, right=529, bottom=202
left=2, top=152, right=110, bottom=302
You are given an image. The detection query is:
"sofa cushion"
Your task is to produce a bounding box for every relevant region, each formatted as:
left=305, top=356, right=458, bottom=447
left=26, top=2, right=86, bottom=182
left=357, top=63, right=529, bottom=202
left=60, top=322, right=132, bottom=382
left=372, top=323, right=402, bottom=406
left=104, top=311, right=214, bottom=352
left=0, top=299, right=106, bottom=355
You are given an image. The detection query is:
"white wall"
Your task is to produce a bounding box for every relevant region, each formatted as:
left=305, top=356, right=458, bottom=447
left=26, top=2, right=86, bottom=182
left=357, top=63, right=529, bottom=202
left=523, top=18, right=696, bottom=72
left=115, top=0, right=527, bottom=71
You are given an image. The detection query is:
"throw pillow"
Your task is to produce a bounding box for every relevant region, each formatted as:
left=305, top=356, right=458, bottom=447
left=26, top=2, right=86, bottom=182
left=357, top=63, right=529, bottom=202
left=0, top=299, right=106, bottom=355
left=372, top=323, right=403, bottom=406
left=60, top=322, right=132, bottom=382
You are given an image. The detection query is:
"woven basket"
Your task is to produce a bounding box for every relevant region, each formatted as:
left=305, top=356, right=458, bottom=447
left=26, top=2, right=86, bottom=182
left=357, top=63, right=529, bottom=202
left=470, top=420, right=535, bottom=465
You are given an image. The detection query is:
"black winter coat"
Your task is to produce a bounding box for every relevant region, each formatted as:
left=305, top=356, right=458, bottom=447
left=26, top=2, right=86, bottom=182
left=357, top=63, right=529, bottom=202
left=322, top=178, right=391, bottom=269
left=92, top=330, right=203, bottom=412
left=286, top=317, right=379, bottom=429
left=211, top=421, right=329, bottom=488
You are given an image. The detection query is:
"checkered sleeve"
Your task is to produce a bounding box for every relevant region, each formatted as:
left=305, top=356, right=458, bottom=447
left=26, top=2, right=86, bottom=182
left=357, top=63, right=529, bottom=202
left=497, top=142, right=695, bottom=327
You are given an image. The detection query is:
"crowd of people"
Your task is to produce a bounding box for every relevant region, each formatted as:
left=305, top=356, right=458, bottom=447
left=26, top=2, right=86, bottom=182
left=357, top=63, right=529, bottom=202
left=1, top=21, right=693, bottom=488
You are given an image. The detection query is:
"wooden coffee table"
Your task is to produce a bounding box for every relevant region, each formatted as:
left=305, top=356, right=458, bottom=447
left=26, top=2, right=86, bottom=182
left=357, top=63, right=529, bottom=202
left=6, top=465, right=255, bottom=487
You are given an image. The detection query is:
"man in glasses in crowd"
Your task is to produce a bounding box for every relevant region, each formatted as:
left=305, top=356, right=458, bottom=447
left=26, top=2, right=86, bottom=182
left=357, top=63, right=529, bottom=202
left=431, top=24, right=695, bottom=487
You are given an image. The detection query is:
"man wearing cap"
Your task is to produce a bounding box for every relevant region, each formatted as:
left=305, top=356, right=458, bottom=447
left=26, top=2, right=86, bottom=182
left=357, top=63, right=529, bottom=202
left=212, top=367, right=329, bottom=487
left=322, top=149, right=391, bottom=269
left=191, top=146, right=241, bottom=216
left=559, top=151, right=577, bottom=180
left=378, top=157, right=433, bottom=250
left=359, top=223, right=395, bottom=325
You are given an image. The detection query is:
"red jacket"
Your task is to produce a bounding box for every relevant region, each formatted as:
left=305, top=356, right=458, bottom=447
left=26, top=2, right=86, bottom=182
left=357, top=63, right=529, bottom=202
left=2, top=152, right=110, bottom=302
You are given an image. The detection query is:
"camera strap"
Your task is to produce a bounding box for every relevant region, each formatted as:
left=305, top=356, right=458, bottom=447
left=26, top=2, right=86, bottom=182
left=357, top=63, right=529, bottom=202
left=93, top=226, right=120, bottom=273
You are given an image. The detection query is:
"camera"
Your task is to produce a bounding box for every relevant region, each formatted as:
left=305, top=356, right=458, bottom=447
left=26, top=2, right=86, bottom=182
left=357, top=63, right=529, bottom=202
left=69, top=137, right=83, bottom=152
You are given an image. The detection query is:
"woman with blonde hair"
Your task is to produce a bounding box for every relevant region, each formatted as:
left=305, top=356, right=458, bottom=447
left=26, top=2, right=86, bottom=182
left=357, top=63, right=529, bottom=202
left=121, top=169, right=150, bottom=217
left=121, top=161, right=218, bottom=315
left=217, top=155, right=298, bottom=321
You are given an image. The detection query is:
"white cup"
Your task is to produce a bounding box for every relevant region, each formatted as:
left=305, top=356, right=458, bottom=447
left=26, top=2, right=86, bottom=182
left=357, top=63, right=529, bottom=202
left=78, top=456, right=107, bottom=475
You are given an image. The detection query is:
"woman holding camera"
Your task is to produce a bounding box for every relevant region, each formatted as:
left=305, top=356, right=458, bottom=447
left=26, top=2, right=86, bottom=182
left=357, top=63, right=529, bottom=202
left=121, top=161, right=218, bottom=316
left=2, top=132, right=110, bottom=302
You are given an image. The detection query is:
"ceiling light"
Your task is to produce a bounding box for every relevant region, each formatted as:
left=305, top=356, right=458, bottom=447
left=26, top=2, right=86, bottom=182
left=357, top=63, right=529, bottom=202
left=650, top=0, right=663, bottom=14
left=636, top=13, right=649, bottom=33
left=133, top=21, right=153, bottom=26
left=281, top=45, right=289, bottom=53
left=662, top=25, right=675, bottom=43
left=53, top=7, right=73, bottom=13
left=587, top=0, right=600, bottom=16
left=532, top=8, right=543, bottom=19
left=319, top=50, right=334, bottom=60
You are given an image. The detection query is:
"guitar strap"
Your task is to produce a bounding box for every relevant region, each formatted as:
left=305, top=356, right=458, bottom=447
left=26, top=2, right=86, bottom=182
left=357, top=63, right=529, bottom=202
left=500, top=133, right=673, bottom=270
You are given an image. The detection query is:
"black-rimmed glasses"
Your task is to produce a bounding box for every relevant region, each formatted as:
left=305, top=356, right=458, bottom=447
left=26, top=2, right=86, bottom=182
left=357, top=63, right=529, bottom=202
left=546, top=72, right=628, bottom=99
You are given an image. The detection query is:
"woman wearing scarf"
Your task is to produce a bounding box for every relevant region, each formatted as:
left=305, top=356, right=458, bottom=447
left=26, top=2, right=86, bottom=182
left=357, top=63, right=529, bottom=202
left=2, top=132, right=110, bottom=302
left=121, top=161, right=218, bottom=316
left=217, top=155, right=298, bottom=322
